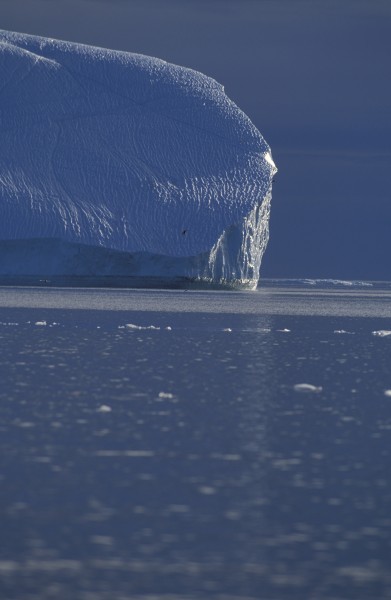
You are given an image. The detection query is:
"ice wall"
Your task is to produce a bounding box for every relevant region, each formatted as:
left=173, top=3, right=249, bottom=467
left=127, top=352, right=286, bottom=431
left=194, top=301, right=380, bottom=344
left=0, top=30, right=276, bottom=288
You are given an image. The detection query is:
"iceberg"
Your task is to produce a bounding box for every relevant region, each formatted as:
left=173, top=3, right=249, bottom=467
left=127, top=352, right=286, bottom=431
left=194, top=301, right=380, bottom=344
left=0, top=30, right=276, bottom=289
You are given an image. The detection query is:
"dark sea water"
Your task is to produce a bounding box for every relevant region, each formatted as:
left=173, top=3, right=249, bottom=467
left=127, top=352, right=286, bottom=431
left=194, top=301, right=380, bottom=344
left=0, top=281, right=391, bottom=600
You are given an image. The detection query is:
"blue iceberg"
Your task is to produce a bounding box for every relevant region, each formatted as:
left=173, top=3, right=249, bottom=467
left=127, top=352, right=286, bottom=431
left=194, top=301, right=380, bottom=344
left=0, top=30, right=276, bottom=288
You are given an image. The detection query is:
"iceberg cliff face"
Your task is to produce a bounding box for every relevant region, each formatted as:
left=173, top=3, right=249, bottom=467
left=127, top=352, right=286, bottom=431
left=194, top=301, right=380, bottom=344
left=0, top=30, right=276, bottom=288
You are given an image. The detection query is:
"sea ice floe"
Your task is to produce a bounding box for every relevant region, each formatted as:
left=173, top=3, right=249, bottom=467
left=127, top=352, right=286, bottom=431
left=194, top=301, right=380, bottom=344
left=301, top=279, right=373, bottom=288
left=198, top=486, right=217, bottom=495
left=34, top=321, right=47, bottom=326
left=97, top=405, right=112, bottom=413
left=372, top=330, right=391, bottom=337
left=124, top=324, right=160, bottom=330
left=384, top=390, right=391, bottom=397
left=210, top=453, right=242, bottom=461
left=334, top=330, right=355, bottom=335
left=293, top=383, right=323, bottom=393
left=95, top=450, right=155, bottom=458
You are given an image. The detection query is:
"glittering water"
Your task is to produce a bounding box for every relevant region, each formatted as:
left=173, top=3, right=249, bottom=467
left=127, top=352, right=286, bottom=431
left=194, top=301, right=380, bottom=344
left=0, top=282, right=391, bottom=599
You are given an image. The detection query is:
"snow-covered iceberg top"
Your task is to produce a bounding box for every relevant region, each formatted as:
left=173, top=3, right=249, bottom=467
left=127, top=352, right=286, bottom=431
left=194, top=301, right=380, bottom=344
left=0, top=30, right=276, bottom=289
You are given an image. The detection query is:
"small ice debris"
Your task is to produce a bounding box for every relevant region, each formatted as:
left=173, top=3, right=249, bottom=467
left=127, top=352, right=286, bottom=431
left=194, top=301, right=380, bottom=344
left=167, top=504, right=189, bottom=513
left=384, top=390, right=391, bottom=397
left=125, top=324, right=160, bottom=330
left=277, top=328, right=291, bottom=333
left=158, top=392, right=174, bottom=399
left=90, top=535, right=114, bottom=546
left=35, top=320, right=47, bottom=326
left=97, top=405, right=112, bottom=413
left=198, top=485, right=217, bottom=495
left=165, top=326, right=172, bottom=330
left=225, top=510, right=241, bottom=520
left=334, top=330, right=354, bottom=335
left=294, top=383, right=323, bottom=393
left=211, top=453, right=241, bottom=461
left=302, top=279, right=373, bottom=288
left=372, top=330, right=391, bottom=337
left=223, top=328, right=232, bottom=332
left=95, top=449, right=154, bottom=457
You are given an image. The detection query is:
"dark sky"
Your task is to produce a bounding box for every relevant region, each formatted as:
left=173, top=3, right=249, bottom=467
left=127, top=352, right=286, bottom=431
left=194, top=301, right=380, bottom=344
left=1, top=0, right=390, bottom=279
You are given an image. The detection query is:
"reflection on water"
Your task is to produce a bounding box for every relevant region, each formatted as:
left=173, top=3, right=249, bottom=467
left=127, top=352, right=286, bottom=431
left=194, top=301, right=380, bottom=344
left=0, top=287, right=390, bottom=599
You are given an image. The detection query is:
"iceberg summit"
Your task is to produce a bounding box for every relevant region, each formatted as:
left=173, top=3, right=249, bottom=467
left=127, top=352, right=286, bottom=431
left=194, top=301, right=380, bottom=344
left=0, top=30, right=276, bottom=289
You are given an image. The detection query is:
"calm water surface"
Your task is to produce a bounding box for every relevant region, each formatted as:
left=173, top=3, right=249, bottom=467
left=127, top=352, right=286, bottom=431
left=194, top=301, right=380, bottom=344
left=0, top=282, right=390, bottom=599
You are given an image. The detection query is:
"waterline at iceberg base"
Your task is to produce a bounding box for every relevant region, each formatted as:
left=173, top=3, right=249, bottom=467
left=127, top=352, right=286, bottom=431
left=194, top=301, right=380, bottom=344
left=0, top=30, right=276, bottom=289
left=0, top=202, right=270, bottom=290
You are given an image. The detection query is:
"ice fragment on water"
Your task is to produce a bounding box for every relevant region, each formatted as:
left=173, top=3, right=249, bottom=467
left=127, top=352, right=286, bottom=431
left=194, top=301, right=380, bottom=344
left=384, top=390, right=391, bottom=397
left=334, top=330, right=355, bottom=335
left=90, top=536, right=114, bottom=546
left=198, top=486, right=217, bottom=495
left=372, top=330, right=391, bottom=337
left=95, top=450, right=154, bottom=457
left=125, top=324, right=160, bottom=330
left=294, top=383, right=323, bottom=393
left=158, top=392, right=174, bottom=399
left=35, top=321, right=47, bottom=326
left=97, top=405, right=112, bottom=413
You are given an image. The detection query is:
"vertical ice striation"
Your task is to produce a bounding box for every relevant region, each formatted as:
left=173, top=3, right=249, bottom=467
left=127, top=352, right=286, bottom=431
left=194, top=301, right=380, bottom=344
left=207, top=181, right=273, bottom=289
left=0, top=30, right=277, bottom=287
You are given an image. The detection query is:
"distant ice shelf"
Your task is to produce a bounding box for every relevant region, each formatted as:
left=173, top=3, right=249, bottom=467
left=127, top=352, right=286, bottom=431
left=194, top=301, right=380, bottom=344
left=0, top=30, right=276, bottom=289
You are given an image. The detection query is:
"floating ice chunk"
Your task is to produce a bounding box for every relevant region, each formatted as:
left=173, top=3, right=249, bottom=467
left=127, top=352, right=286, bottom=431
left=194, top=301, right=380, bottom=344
left=384, top=390, right=391, bottom=397
left=198, top=486, right=217, bottom=495
left=90, top=536, right=114, bottom=546
left=301, top=279, right=373, bottom=288
left=211, top=453, right=242, bottom=461
left=334, top=330, right=355, bottom=335
left=293, top=383, right=323, bottom=393
left=372, top=330, right=391, bottom=337
left=223, top=328, right=232, bottom=332
left=97, top=405, right=112, bottom=413
left=34, top=321, right=47, bottom=326
left=125, top=324, right=160, bottom=330
left=277, top=328, right=291, bottom=333
left=167, top=504, right=190, bottom=513
left=158, top=392, right=175, bottom=399
left=95, top=450, right=154, bottom=457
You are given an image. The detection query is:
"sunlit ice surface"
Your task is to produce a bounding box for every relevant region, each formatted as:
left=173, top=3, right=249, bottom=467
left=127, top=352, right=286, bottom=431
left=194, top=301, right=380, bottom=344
left=0, top=280, right=391, bottom=599
left=0, top=30, right=276, bottom=289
